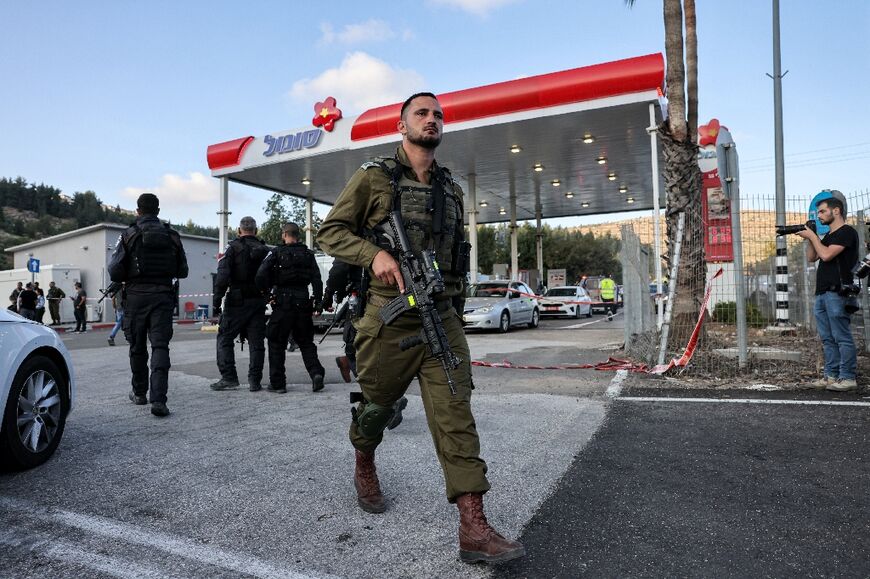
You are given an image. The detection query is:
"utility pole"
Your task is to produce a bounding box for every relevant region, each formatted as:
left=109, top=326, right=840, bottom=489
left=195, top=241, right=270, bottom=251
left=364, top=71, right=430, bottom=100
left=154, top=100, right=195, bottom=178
left=769, top=0, right=790, bottom=326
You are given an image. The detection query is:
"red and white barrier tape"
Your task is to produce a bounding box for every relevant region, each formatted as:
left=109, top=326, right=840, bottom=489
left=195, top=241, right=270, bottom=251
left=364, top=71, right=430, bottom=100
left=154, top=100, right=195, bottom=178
left=471, top=268, right=724, bottom=376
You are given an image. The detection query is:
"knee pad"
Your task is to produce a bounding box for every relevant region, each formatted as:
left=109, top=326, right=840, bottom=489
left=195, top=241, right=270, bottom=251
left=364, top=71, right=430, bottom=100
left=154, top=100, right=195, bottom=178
left=353, top=401, right=395, bottom=439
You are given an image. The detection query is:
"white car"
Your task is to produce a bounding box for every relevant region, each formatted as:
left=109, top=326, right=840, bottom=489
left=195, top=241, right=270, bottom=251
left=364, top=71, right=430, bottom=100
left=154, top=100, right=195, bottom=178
left=0, top=309, right=75, bottom=470
left=539, top=286, right=594, bottom=319
left=463, top=281, right=540, bottom=332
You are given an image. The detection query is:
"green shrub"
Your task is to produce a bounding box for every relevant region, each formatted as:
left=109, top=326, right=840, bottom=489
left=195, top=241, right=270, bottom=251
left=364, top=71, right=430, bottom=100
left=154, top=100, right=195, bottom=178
left=712, top=301, right=769, bottom=328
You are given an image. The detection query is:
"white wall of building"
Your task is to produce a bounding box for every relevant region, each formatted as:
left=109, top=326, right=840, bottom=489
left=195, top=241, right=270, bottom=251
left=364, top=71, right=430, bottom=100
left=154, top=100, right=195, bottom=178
left=6, top=224, right=219, bottom=323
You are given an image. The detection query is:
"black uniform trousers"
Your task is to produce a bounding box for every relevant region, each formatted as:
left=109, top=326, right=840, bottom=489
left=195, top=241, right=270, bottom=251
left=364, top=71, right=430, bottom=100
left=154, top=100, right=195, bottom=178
left=217, top=297, right=266, bottom=383
left=123, top=291, right=174, bottom=404
left=74, top=306, right=87, bottom=332
left=267, top=296, right=324, bottom=387
left=342, top=317, right=357, bottom=373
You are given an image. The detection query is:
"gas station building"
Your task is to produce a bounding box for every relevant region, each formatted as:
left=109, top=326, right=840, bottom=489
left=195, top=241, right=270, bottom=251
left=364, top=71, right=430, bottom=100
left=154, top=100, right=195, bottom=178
left=207, top=53, right=667, bottom=286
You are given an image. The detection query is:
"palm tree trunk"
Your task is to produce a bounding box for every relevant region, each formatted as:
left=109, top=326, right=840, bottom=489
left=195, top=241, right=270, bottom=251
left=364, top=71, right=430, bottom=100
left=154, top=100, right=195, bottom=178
left=661, top=0, right=705, bottom=353
left=663, top=0, right=687, bottom=142
left=684, top=0, right=698, bottom=144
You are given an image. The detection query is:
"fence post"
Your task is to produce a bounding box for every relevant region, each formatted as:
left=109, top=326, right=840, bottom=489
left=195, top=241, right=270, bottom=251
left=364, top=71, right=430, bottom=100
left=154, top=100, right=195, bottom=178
left=658, top=213, right=685, bottom=366
left=857, top=209, right=870, bottom=352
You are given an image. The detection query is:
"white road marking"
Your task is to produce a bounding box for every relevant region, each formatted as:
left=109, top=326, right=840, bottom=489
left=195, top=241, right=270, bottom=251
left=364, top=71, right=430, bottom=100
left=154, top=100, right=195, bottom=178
left=557, top=311, right=622, bottom=329
left=0, top=526, right=170, bottom=579
left=0, top=495, right=338, bottom=579
left=618, top=396, right=870, bottom=407
left=605, top=370, right=629, bottom=399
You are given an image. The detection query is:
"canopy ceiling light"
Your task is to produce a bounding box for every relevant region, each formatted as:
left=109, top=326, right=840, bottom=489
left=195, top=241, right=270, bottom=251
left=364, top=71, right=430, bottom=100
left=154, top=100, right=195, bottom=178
left=582, top=134, right=595, bottom=144
left=301, top=178, right=311, bottom=185
left=565, top=191, right=574, bottom=199
left=626, top=197, right=635, bottom=204
left=498, top=207, right=507, bottom=215
left=608, top=172, right=617, bottom=181
left=533, top=163, right=544, bottom=172
left=581, top=202, right=590, bottom=208
left=551, top=179, right=560, bottom=187
left=479, top=200, right=488, bottom=207
left=510, top=145, right=522, bottom=153
left=596, top=156, right=607, bottom=165
left=619, top=185, right=628, bottom=194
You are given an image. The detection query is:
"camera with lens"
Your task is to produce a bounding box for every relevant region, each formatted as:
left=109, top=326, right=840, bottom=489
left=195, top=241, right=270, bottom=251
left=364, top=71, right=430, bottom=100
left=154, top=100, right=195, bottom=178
left=852, top=253, right=870, bottom=280
left=775, top=220, right=817, bottom=236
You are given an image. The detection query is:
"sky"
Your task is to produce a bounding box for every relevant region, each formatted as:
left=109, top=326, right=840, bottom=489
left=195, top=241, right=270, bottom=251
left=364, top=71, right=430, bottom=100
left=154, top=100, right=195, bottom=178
left=1, top=0, right=868, bottom=231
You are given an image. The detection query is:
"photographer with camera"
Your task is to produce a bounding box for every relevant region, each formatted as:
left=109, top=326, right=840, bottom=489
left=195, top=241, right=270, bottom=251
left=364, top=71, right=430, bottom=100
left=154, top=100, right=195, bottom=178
left=795, top=195, right=859, bottom=391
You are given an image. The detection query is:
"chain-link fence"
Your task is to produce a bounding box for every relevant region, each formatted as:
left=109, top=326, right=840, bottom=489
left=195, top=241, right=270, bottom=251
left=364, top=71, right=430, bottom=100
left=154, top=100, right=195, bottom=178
left=620, top=189, right=870, bottom=383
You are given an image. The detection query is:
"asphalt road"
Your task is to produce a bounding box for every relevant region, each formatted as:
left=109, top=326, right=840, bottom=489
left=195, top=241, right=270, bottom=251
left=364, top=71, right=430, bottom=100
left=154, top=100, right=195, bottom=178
left=3, top=311, right=869, bottom=577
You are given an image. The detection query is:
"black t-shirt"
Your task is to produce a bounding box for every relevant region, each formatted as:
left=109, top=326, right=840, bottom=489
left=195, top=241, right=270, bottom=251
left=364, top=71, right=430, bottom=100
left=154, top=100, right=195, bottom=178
left=18, top=289, right=37, bottom=310
left=815, top=224, right=859, bottom=295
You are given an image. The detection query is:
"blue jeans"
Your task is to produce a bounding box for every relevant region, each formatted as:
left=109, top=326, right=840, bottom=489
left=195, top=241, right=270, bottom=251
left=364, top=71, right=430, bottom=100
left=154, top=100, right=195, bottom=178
left=109, top=308, right=124, bottom=339
left=813, top=291, right=856, bottom=380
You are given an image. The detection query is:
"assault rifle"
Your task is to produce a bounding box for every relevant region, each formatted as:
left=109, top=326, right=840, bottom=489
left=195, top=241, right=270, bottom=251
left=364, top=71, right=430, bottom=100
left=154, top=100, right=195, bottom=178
left=318, top=299, right=349, bottom=344
left=377, top=210, right=461, bottom=395
left=97, top=281, right=123, bottom=304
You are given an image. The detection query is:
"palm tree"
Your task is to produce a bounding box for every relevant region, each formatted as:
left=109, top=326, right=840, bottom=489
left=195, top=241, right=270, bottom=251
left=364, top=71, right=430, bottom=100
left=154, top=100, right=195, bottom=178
left=627, top=0, right=706, bottom=352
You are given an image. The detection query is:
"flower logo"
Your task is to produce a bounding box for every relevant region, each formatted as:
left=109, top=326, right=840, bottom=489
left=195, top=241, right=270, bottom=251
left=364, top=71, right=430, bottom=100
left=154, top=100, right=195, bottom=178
left=312, top=97, right=342, bottom=132
left=698, top=118, right=721, bottom=147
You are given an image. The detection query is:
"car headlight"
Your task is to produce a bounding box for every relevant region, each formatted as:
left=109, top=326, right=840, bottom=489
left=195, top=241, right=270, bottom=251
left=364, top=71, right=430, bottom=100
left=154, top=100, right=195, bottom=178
left=476, top=306, right=493, bottom=313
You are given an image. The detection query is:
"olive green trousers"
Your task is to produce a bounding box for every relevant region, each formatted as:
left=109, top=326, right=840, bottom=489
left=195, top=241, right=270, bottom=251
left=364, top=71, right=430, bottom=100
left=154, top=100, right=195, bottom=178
left=350, top=304, right=490, bottom=502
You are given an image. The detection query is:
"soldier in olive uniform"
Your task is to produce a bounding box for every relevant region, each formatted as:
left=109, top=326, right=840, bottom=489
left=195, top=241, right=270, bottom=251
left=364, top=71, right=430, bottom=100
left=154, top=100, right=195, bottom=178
left=211, top=216, right=269, bottom=392
left=317, top=93, right=524, bottom=564
left=108, top=193, right=188, bottom=418
left=255, top=222, right=325, bottom=393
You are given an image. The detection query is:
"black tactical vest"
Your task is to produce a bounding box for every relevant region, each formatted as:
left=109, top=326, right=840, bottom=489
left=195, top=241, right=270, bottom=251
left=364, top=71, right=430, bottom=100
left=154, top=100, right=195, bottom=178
left=231, top=237, right=269, bottom=296
left=274, top=243, right=314, bottom=288
left=372, top=158, right=463, bottom=273
left=125, top=221, right=180, bottom=283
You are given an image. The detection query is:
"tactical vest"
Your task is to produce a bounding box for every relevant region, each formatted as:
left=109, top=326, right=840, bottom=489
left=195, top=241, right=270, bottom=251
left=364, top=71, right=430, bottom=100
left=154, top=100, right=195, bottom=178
left=230, top=237, right=269, bottom=296
left=371, top=158, right=463, bottom=273
left=126, top=222, right=180, bottom=284
left=274, top=243, right=314, bottom=288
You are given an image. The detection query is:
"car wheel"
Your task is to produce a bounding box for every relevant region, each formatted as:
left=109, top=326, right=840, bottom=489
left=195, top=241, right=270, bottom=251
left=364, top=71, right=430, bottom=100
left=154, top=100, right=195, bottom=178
left=498, top=311, right=511, bottom=333
left=528, top=308, right=540, bottom=329
left=0, top=355, right=69, bottom=471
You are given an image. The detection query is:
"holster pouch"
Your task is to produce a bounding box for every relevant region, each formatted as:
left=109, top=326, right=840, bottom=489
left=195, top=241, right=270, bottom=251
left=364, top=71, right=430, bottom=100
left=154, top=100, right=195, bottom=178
left=227, top=288, right=245, bottom=307
left=455, top=241, right=472, bottom=274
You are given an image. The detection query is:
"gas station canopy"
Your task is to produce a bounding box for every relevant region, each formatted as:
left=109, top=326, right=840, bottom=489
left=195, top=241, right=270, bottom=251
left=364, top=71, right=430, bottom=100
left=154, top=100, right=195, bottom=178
left=207, top=53, right=666, bottom=224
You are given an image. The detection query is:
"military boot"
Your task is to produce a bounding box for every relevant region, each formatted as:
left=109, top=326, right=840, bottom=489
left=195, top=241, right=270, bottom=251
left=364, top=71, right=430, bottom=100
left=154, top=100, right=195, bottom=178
left=456, top=493, right=525, bottom=564
left=210, top=378, right=240, bottom=391
left=354, top=449, right=386, bottom=514
left=312, top=374, right=325, bottom=392
left=385, top=396, right=408, bottom=430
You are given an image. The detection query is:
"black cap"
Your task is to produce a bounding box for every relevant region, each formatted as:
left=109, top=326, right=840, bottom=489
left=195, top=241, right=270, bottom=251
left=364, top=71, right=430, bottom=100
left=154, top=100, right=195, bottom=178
left=137, top=193, right=160, bottom=213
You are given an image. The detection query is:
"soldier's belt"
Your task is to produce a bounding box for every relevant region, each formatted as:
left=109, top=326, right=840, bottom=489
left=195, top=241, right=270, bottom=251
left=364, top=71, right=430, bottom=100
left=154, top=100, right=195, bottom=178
left=367, top=293, right=452, bottom=313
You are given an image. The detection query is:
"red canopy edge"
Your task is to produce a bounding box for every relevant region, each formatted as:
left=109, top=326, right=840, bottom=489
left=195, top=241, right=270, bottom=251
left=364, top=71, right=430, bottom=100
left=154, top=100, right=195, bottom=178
left=350, top=53, right=664, bottom=142
left=207, top=136, right=255, bottom=170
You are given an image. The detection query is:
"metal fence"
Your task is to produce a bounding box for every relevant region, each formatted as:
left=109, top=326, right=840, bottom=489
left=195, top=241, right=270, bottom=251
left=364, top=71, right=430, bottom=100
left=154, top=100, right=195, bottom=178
left=620, top=189, right=870, bottom=382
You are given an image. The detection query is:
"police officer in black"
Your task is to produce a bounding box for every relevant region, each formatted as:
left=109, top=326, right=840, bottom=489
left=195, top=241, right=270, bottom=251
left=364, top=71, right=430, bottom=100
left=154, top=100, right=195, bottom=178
left=323, top=258, right=361, bottom=382
left=211, top=216, right=269, bottom=392
left=108, top=193, right=189, bottom=417
left=255, top=222, right=325, bottom=393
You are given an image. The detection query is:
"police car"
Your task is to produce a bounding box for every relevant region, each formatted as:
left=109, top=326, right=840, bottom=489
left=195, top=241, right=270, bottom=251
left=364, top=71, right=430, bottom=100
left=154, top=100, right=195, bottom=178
left=0, top=308, right=75, bottom=470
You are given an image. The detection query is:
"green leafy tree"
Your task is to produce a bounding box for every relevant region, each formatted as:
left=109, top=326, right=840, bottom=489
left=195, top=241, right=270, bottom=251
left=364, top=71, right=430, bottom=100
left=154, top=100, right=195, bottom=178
left=259, top=193, right=322, bottom=247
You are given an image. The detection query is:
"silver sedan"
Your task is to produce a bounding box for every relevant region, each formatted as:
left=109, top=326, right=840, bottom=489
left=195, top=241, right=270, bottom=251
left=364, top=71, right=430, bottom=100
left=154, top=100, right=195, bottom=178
left=462, top=281, right=540, bottom=332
